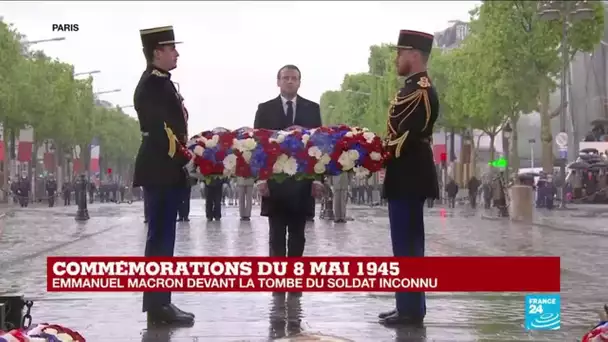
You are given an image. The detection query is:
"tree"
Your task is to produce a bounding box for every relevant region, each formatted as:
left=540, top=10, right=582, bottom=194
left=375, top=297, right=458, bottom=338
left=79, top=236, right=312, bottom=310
left=0, top=17, right=142, bottom=193
left=471, top=0, right=605, bottom=173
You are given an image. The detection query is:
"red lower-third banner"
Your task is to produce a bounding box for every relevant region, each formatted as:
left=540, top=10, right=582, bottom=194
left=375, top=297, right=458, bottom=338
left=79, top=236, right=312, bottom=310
left=47, top=256, right=560, bottom=292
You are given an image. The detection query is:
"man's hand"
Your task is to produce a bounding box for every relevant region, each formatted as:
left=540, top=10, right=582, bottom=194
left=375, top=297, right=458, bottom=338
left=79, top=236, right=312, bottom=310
left=256, top=181, right=270, bottom=197
left=311, top=181, right=324, bottom=198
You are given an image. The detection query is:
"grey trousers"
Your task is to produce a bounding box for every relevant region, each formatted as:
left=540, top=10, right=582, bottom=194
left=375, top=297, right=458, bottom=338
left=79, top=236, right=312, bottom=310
left=238, top=185, right=253, bottom=218
left=333, top=190, right=348, bottom=220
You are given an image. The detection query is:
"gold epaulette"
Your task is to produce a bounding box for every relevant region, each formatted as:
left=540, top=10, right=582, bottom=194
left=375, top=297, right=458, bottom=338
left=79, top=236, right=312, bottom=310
left=151, top=69, right=168, bottom=78
left=385, top=86, right=432, bottom=159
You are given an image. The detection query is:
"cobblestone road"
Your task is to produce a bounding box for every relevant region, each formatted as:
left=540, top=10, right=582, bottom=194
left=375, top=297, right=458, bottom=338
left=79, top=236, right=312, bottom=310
left=0, top=201, right=604, bottom=341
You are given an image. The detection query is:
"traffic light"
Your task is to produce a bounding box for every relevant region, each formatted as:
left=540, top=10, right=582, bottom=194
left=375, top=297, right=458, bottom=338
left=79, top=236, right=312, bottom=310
left=107, top=168, right=112, bottom=174
left=440, top=152, right=447, bottom=168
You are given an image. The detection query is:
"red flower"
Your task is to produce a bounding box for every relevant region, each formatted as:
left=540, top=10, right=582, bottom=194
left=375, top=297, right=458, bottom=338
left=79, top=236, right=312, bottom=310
left=264, top=141, right=281, bottom=157
left=197, top=159, right=214, bottom=175
left=219, top=133, right=235, bottom=149
left=215, top=150, right=226, bottom=161
left=213, top=163, right=224, bottom=174
left=259, top=168, right=272, bottom=180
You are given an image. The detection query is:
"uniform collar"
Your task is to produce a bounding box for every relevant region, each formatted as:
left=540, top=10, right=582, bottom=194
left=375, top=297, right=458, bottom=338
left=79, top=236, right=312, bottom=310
left=149, top=65, right=171, bottom=79
left=404, top=70, right=428, bottom=85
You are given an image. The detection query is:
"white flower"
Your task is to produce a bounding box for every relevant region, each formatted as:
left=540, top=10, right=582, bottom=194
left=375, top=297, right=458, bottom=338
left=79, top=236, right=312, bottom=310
left=56, top=333, right=74, bottom=342
left=302, top=134, right=310, bottom=145
left=345, top=132, right=354, bottom=138
left=193, top=145, right=205, bottom=156
left=338, top=152, right=355, bottom=171
left=242, top=138, right=257, bottom=151
left=283, top=157, right=298, bottom=176
left=273, top=154, right=289, bottom=173
left=353, top=166, right=370, bottom=178
left=320, top=154, right=331, bottom=165
left=314, top=161, right=326, bottom=174
left=223, top=154, right=237, bottom=173
left=247, top=131, right=254, bottom=137
left=205, top=139, right=218, bottom=148
left=277, top=134, right=286, bottom=143
left=363, top=132, right=376, bottom=143
left=370, top=151, right=382, bottom=161
left=362, top=127, right=370, bottom=132
left=308, top=146, right=322, bottom=159
left=242, top=150, right=252, bottom=162
left=196, top=137, right=207, bottom=144
left=347, top=149, right=360, bottom=161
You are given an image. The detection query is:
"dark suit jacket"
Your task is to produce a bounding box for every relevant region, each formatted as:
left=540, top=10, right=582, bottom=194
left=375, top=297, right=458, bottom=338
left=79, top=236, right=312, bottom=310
left=253, top=95, right=322, bottom=218
left=133, top=66, right=188, bottom=188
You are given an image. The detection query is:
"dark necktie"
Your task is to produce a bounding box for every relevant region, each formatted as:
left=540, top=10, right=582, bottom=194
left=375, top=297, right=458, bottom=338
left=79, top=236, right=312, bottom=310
left=286, top=100, right=294, bottom=125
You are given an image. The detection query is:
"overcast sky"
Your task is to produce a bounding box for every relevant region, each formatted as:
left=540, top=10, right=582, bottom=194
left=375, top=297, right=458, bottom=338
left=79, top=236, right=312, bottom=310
left=2, top=1, right=476, bottom=134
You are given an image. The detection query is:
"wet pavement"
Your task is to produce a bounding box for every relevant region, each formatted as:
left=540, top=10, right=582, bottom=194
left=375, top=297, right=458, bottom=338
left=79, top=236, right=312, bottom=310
left=0, top=201, right=605, bottom=341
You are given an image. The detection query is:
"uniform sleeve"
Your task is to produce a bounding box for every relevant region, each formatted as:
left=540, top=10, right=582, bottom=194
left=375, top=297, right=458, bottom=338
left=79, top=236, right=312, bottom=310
left=386, top=85, right=432, bottom=158
left=136, top=79, right=188, bottom=166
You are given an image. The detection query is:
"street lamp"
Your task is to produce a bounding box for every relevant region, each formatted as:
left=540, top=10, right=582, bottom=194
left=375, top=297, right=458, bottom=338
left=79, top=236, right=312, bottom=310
left=94, top=89, right=121, bottom=96
left=538, top=0, right=593, bottom=208
left=22, top=37, right=66, bottom=45
left=74, top=70, right=101, bottom=77
left=503, top=123, right=513, bottom=182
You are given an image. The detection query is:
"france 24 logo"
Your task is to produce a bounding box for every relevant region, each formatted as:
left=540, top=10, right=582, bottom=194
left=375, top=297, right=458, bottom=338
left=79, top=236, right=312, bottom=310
left=524, top=294, right=560, bottom=330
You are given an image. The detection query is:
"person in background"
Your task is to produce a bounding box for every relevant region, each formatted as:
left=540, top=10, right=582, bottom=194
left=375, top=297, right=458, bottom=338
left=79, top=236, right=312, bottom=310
left=206, top=178, right=224, bottom=221
left=46, top=174, right=57, bottom=207
left=237, top=176, right=254, bottom=221
left=17, top=173, right=31, bottom=207
left=87, top=179, right=96, bottom=203
left=482, top=178, right=493, bottom=209
left=62, top=179, right=72, bottom=206
left=467, top=176, right=480, bottom=209
left=177, top=177, right=193, bottom=222
left=331, top=172, right=350, bottom=223
left=445, top=178, right=458, bottom=208
left=545, top=175, right=556, bottom=209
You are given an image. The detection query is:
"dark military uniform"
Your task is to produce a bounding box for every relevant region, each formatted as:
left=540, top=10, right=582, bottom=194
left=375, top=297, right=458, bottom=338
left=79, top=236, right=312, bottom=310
left=380, top=30, right=439, bottom=326
left=133, top=25, right=194, bottom=325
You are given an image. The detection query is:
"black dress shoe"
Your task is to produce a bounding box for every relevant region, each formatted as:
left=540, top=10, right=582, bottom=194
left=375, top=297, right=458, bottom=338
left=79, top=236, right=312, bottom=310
left=169, top=303, right=195, bottom=318
left=240, top=217, right=250, bottom=221
left=144, top=219, right=148, bottom=223
left=146, top=305, right=194, bottom=326
left=207, top=218, right=213, bottom=222
left=214, top=217, right=221, bottom=221
left=183, top=218, right=190, bottom=222
left=378, top=309, right=397, bottom=319
left=379, top=312, right=424, bottom=327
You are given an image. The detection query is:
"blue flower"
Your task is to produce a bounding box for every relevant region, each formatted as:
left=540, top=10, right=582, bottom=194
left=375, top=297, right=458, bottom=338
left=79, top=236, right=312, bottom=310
left=326, top=160, right=341, bottom=176
left=249, top=146, right=267, bottom=177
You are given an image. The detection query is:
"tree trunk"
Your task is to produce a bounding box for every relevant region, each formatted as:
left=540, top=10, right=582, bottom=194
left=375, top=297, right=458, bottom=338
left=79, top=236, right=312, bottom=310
left=510, top=115, right=520, bottom=174
left=489, top=134, right=496, bottom=161
left=539, top=80, right=553, bottom=173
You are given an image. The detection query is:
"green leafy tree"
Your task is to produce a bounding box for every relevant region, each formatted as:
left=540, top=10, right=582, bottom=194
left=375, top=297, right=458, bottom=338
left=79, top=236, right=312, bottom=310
left=472, top=0, right=605, bottom=173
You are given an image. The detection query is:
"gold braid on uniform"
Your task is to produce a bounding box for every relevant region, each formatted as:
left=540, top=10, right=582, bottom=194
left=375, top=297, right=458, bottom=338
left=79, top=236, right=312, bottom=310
left=385, top=88, right=432, bottom=158
left=164, top=122, right=179, bottom=158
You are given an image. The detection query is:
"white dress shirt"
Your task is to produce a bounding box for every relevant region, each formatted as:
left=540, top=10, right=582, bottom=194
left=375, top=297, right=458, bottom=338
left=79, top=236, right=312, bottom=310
left=280, top=95, right=297, bottom=124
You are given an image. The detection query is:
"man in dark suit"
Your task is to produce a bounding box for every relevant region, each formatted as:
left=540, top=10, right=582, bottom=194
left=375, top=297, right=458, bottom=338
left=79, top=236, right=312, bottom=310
left=253, top=65, right=323, bottom=258
left=378, top=30, right=439, bottom=327
left=133, top=25, right=194, bottom=326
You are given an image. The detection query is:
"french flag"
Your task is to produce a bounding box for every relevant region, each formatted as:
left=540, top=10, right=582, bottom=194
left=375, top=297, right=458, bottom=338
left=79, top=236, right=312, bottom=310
left=90, top=137, right=100, bottom=174
left=17, top=126, right=34, bottom=162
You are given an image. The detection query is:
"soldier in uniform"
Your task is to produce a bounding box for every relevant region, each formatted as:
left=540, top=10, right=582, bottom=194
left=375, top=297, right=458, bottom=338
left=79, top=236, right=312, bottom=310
left=133, top=25, right=194, bottom=326
left=379, top=30, right=439, bottom=327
